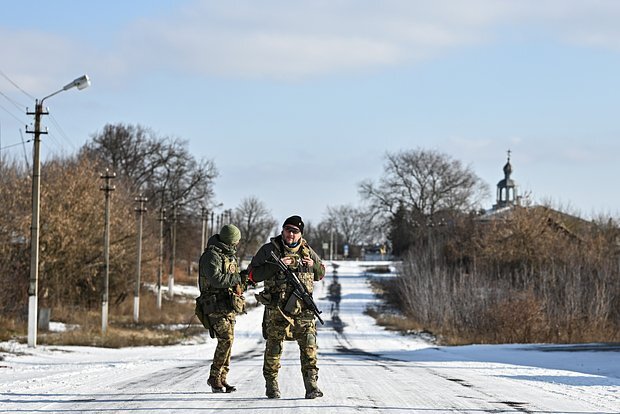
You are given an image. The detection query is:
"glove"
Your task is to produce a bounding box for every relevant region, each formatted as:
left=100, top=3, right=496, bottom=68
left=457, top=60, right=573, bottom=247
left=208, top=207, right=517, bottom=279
left=239, top=269, right=249, bottom=284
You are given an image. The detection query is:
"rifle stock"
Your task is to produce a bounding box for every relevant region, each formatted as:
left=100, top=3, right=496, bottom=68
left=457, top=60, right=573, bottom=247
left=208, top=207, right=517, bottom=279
left=270, top=251, right=324, bottom=325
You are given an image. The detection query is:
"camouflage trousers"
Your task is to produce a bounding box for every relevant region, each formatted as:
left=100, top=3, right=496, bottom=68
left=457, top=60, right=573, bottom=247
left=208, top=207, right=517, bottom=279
left=263, top=307, right=318, bottom=381
left=209, top=311, right=236, bottom=378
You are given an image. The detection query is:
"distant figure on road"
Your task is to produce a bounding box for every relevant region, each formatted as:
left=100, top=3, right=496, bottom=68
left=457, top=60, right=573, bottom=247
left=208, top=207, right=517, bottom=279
left=248, top=215, right=326, bottom=399
left=197, top=224, right=246, bottom=393
left=328, top=275, right=341, bottom=312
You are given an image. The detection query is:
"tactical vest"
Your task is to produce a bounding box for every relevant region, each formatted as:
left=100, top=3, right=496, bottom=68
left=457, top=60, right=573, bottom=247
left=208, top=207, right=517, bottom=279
left=201, top=245, right=240, bottom=313
left=264, top=241, right=315, bottom=313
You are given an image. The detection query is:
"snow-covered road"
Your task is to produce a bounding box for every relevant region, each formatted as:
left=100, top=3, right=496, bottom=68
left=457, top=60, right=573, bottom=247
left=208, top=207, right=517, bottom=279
left=1, top=261, right=619, bottom=413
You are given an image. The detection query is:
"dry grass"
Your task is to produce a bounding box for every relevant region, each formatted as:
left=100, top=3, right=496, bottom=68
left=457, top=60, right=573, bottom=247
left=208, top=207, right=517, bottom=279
left=175, top=270, right=197, bottom=285
left=365, top=307, right=422, bottom=333
left=0, top=316, right=24, bottom=342
left=37, top=324, right=203, bottom=348
left=365, top=282, right=442, bottom=343
left=0, top=286, right=208, bottom=348
left=0, top=276, right=268, bottom=349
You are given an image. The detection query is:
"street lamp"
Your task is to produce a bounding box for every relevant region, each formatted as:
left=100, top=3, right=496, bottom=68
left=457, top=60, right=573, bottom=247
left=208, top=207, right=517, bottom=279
left=27, top=74, right=91, bottom=347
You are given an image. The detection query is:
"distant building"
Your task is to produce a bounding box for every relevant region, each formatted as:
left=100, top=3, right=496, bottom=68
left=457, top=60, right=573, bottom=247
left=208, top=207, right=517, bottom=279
left=493, top=150, right=520, bottom=210
left=480, top=151, right=591, bottom=240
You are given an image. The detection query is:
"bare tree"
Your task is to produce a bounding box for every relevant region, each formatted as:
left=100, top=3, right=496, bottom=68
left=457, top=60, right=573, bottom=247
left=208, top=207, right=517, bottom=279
left=232, top=196, right=277, bottom=262
left=81, top=124, right=160, bottom=192
left=82, top=123, right=219, bottom=274
left=359, top=148, right=489, bottom=219
left=302, top=220, right=335, bottom=259
left=0, top=156, right=30, bottom=316
left=0, top=152, right=146, bottom=312
left=83, top=123, right=218, bottom=210
left=324, top=204, right=374, bottom=246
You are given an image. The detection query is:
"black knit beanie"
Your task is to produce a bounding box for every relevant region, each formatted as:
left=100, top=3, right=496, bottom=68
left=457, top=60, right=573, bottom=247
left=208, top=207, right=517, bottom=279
left=282, top=215, right=304, bottom=233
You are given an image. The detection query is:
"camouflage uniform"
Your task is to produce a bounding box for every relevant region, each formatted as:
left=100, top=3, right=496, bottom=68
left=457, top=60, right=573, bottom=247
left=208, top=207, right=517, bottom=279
left=198, top=230, right=245, bottom=392
left=249, top=234, right=325, bottom=398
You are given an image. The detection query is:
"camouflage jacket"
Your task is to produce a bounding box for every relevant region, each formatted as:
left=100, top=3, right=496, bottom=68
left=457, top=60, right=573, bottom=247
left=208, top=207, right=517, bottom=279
left=198, top=234, right=242, bottom=294
left=249, top=235, right=325, bottom=310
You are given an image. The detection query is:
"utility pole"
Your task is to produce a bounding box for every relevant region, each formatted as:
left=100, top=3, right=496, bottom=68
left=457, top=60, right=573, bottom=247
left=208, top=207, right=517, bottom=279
left=209, top=211, right=214, bottom=237
left=25, top=75, right=90, bottom=347
left=25, top=99, right=47, bottom=347
left=99, top=169, right=116, bottom=334
left=168, top=203, right=177, bottom=298
left=157, top=207, right=166, bottom=309
left=201, top=206, right=208, bottom=252
left=134, top=194, right=148, bottom=322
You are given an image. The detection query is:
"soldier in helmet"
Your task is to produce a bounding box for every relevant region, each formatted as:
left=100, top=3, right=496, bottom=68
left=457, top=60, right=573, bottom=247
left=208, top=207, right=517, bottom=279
left=248, top=215, right=325, bottom=399
left=198, top=224, right=246, bottom=393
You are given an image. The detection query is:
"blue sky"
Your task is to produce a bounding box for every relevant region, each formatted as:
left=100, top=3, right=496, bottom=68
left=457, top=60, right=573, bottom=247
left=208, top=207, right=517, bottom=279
left=2, top=1, right=620, bottom=224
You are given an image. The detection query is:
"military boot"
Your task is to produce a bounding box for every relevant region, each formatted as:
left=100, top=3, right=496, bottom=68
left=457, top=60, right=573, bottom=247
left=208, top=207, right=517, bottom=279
left=220, top=372, right=237, bottom=393
left=207, top=375, right=224, bottom=393
left=266, top=379, right=281, bottom=399
left=303, top=372, right=323, bottom=399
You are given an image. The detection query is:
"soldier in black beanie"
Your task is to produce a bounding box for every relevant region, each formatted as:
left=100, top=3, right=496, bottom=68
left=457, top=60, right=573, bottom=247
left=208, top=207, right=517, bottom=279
left=282, top=215, right=304, bottom=234
left=247, top=214, right=325, bottom=399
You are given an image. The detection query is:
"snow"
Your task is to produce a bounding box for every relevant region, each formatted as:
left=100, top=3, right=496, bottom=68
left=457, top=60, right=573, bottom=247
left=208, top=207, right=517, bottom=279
left=1, top=260, right=619, bottom=413
left=48, top=321, right=78, bottom=333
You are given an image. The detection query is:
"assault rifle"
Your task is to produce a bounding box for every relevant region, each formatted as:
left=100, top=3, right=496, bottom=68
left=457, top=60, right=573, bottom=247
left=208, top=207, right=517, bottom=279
left=270, top=251, right=324, bottom=325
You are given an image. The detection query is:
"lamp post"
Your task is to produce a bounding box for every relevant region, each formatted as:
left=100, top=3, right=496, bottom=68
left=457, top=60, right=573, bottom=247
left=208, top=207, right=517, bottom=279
left=26, top=75, right=90, bottom=348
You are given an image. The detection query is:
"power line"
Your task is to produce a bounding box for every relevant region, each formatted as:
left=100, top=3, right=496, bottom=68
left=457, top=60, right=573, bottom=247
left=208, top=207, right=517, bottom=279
left=0, top=101, right=28, bottom=125
left=48, top=114, right=77, bottom=152
left=0, top=89, right=26, bottom=112
left=0, top=128, right=32, bottom=170
left=20, top=129, right=30, bottom=169
left=0, top=67, right=35, bottom=100
left=1, top=69, right=86, bottom=156
left=0, top=139, right=32, bottom=151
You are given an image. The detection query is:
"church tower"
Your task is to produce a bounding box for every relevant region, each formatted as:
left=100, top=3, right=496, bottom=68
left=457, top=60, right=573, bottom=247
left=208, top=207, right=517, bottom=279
left=493, top=150, right=519, bottom=209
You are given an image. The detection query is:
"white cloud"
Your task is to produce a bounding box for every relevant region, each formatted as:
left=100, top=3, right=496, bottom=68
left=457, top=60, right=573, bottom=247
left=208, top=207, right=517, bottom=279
left=500, top=0, right=620, bottom=51
left=114, top=0, right=513, bottom=80
left=7, top=0, right=620, bottom=85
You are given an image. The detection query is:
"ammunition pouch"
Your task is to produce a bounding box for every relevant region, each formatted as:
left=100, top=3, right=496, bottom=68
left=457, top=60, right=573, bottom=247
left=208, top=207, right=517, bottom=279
left=283, top=293, right=302, bottom=316
left=231, top=293, right=246, bottom=314
left=205, top=292, right=221, bottom=313
left=195, top=295, right=208, bottom=327
left=201, top=289, right=238, bottom=314
left=194, top=294, right=215, bottom=338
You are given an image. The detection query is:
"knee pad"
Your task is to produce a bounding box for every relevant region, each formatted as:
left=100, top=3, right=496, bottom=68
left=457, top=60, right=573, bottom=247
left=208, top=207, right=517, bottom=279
left=266, top=341, right=282, bottom=356
left=305, top=333, right=317, bottom=348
